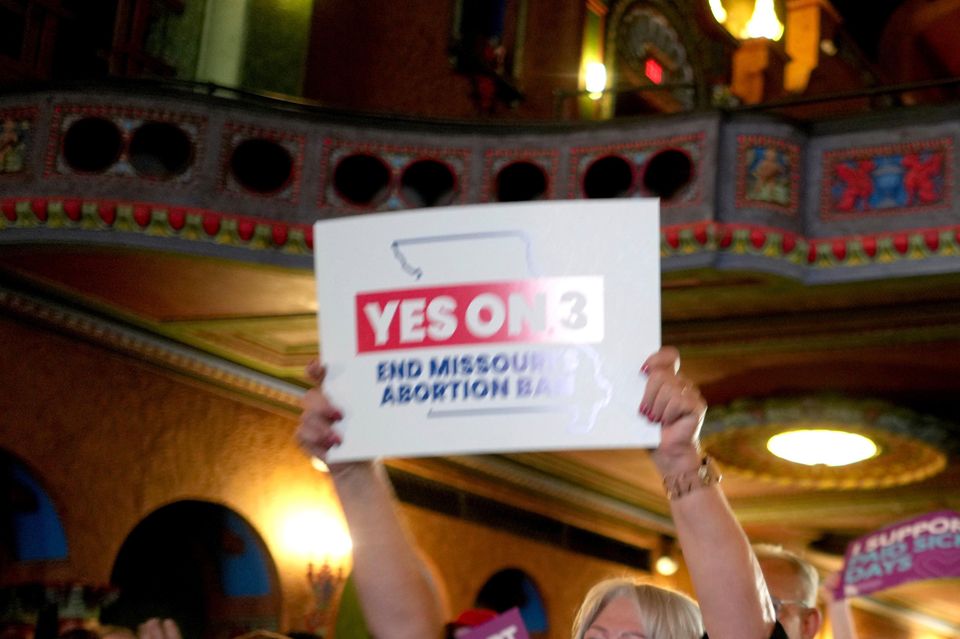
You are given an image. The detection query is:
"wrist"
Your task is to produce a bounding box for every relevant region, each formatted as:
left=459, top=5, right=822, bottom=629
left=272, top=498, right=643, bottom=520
left=329, top=459, right=378, bottom=481
left=652, top=443, right=703, bottom=477
left=661, top=456, right=722, bottom=500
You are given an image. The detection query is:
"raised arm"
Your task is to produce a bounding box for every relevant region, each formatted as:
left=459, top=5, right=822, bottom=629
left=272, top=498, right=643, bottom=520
left=821, top=572, right=859, bottom=639
left=641, top=347, right=777, bottom=639
left=296, top=361, right=447, bottom=639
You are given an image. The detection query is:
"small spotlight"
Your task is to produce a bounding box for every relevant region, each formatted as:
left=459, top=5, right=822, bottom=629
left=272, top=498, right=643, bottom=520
left=311, top=456, right=330, bottom=473
left=655, top=554, right=679, bottom=576
left=654, top=535, right=679, bottom=576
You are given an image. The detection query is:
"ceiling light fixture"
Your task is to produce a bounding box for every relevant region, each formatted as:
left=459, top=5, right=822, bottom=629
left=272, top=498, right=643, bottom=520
left=766, top=429, right=878, bottom=466
left=702, top=396, right=950, bottom=489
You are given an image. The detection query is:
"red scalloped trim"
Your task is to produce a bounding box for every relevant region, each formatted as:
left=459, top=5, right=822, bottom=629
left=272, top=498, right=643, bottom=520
left=0, top=197, right=313, bottom=253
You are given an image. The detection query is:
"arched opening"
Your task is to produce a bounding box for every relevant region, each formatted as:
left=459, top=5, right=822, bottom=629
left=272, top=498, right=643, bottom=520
left=400, top=159, right=458, bottom=208
left=0, top=449, right=68, bottom=570
left=333, top=153, right=391, bottom=206
left=582, top=154, right=635, bottom=198
left=230, top=139, right=293, bottom=194
left=62, top=117, right=123, bottom=173
left=642, top=148, right=693, bottom=200
left=129, top=122, right=194, bottom=179
left=101, top=501, right=280, bottom=639
left=495, top=161, right=548, bottom=202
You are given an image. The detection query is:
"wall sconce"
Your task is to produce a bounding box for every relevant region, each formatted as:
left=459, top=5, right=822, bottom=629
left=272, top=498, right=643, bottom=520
left=279, top=508, right=353, bottom=635
left=654, top=535, right=680, bottom=576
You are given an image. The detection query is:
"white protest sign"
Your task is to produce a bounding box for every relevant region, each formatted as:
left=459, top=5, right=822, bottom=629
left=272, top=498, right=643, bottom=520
left=313, top=199, right=661, bottom=461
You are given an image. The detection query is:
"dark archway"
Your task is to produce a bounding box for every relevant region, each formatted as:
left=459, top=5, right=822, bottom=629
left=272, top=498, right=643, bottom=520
left=102, top=501, right=279, bottom=639
left=474, top=568, right=547, bottom=634
left=0, top=449, right=68, bottom=571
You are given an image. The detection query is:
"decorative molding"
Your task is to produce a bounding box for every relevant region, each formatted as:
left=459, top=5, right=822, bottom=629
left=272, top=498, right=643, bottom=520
left=820, top=137, right=954, bottom=220
left=4, top=198, right=960, bottom=277
left=0, top=284, right=306, bottom=413
left=0, top=197, right=314, bottom=253
left=735, top=135, right=801, bottom=215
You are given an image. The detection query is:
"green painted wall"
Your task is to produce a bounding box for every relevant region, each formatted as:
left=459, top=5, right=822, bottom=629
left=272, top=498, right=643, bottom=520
left=145, top=0, right=208, bottom=81
left=242, top=0, right=315, bottom=96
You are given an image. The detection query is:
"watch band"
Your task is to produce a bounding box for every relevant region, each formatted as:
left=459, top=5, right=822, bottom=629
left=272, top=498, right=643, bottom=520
left=662, top=456, right=722, bottom=500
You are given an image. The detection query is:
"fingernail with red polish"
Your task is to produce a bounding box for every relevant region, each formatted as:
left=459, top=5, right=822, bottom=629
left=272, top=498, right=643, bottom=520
left=331, top=410, right=344, bottom=421
left=641, top=364, right=650, bottom=375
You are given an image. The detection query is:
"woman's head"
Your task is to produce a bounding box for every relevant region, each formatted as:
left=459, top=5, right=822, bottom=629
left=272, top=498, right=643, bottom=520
left=572, top=578, right=703, bottom=639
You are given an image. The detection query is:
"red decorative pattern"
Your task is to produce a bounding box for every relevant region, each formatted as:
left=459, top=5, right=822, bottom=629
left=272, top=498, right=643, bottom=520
left=219, top=122, right=305, bottom=203
left=480, top=149, right=560, bottom=202
left=3, top=195, right=960, bottom=272
left=735, top=135, right=801, bottom=215
left=44, top=104, right=206, bottom=183
left=0, top=196, right=313, bottom=255
left=568, top=133, right=705, bottom=207
left=318, top=139, right=471, bottom=210
left=820, top=138, right=954, bottom=220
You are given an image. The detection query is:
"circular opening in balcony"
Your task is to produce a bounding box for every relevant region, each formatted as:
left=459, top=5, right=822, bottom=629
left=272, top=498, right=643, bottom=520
left=583, top=155, right=634, bottom=198
left=230, top=138, right=293, bottom=194
left=129, top=122, right=194, bottom=179
left=642, top=149, right=693, bottom=200
left=62, top=117, right=123, bottom=173
left=401, top=159, right=457, bottom=208
left=495, top=161, right=548, bottom=202
left=333, top=153, right=391, bottom=206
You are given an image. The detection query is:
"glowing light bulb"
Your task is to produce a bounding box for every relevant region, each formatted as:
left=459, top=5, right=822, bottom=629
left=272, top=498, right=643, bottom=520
left=655, top=555, right=679, bottom=576
left=741, top=0, right=784, bottom=41
left=767, top=429, right=878, bottom=466
left=585, top=62, right=607, bottom=100
left=281, top=509, right=353, bottom=565
left=709, top=0, right=728, bottom=23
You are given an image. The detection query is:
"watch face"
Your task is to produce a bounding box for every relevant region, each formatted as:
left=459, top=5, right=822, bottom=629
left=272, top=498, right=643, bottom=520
left=614, top=6, right=695, bottom=110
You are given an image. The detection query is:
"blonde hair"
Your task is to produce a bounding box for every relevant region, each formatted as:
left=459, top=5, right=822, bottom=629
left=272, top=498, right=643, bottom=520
left=753, top=543, right=819, bottom=607
left=571, top=578, right=703, bottom=639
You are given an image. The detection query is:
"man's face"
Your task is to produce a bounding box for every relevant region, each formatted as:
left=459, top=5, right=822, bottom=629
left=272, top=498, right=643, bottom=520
left=758, top=558, right=822, bottom=639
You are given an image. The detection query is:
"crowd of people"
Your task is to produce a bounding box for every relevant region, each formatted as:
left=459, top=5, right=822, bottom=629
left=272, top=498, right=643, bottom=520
left=296, top=346, right=861, bottom=639
left=14, top=347, right=860, bottom=639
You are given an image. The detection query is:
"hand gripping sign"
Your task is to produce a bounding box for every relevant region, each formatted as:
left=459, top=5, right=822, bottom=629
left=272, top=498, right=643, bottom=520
left=313, top=200, right=661, bottom=461
left=835, top=509, right=960, bottom=599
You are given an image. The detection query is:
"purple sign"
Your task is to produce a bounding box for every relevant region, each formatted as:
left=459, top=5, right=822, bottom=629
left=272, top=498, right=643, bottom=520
left=837, top=509, right=960, bottom=599
left=459, top=608, right=529, bottom=639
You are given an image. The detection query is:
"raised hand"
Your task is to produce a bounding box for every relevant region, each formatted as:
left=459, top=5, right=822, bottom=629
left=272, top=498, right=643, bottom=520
left=639, top=346, right=707, bottom=475
left=296, top=359, right=344, bottom=463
